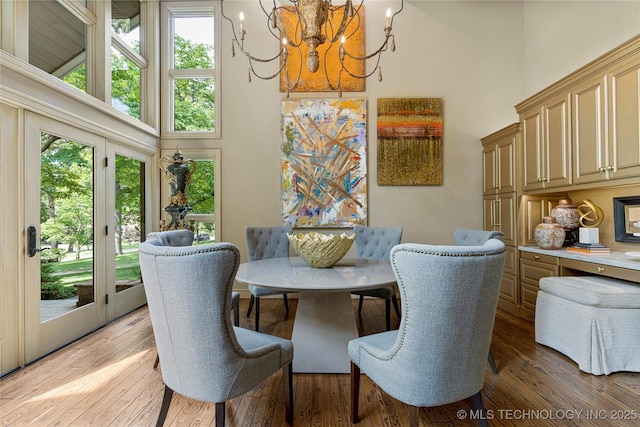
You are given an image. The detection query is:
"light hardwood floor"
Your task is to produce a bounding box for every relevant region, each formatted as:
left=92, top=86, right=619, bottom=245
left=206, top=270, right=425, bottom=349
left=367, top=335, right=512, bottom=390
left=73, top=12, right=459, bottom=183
left=1, top=298, right=639, bottom=426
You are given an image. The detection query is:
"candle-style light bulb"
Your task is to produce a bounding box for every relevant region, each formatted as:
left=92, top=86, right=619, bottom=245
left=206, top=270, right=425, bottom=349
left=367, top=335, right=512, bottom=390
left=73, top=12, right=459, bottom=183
left=386, top=8, right=391, bottom=27
left=282, top=37, right=288, bottom=46
left=239, top=11, right=245, bottom=33
left=341, top=35, right=346, bottom=45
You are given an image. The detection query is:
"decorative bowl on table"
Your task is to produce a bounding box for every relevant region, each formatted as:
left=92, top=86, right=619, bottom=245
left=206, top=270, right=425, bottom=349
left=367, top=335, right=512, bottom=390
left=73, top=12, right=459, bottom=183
left=288, top=232, right=355, bottom=268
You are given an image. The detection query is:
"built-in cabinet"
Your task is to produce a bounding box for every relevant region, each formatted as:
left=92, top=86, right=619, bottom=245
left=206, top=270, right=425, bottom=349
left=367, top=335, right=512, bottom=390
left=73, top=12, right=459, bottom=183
left=481, top=124, right=520, bottom=317
left=517, top=34, right=640, bottom=195
left=573, top=57, right=640, bottom=185
left=482, top=34, right=640, bottom=321
left=520, top=93, right=572, bottom=192
left=518, top=251, right=559, bottom=322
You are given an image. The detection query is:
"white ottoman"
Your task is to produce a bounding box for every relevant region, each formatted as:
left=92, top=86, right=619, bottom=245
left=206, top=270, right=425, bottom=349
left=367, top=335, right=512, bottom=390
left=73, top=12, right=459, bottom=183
left=535, top=276, right=640, bottom=375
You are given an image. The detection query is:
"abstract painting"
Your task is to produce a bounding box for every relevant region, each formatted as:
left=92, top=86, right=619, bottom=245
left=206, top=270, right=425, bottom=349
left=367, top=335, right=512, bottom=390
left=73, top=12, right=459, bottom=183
left=377, top=98, right=444, bottom=185
left=279, top=6, right=365, bottom=93
left=281, top=98, right=367, bottom=227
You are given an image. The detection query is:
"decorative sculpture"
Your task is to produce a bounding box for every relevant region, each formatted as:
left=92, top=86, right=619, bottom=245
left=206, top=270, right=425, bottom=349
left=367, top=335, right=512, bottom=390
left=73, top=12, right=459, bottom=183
left=578, top=199, right=604, bottom=228
left=159, top=147, right=196, bottom=231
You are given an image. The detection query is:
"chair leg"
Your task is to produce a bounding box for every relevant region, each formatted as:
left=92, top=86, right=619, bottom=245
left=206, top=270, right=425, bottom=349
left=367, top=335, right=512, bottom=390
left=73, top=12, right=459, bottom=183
left=153, top=353, right=160, bottom=369
left=156, top=385, right=174, bottom=427
left=385, top=298, right=391, bottom=331
left=215, top=402, right=225, bottom=427
left=409, top=406, right=420, bottom=427
left=283, top=294, right=290, bottom=314
left=488, top=351, right=498, bottom=374
left=391, top=295, right=401, bottom=318
left=233, top=304, right=240, bottom=327
left=254, top=297, right=261, bottom=332
left=246, top=295, right=255, bottom=317
left=350, top=362, right=360, bottom=424
left=471, top=391, right=488, bottom=427
left=358, top=295, right=364, bottom=313
left=283, top=363, right=293, bottom=424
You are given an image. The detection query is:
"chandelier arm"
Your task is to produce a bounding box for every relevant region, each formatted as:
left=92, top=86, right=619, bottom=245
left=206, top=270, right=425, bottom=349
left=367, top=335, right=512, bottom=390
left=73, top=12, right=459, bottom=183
left=233, top=41, right=287, bottom=64
left=247, top=49, right=290, bottom=81
left=323, top=2, right=354, bottom=44
left=341, top=36, right=391, bottom=62
left=321, top=44, right=342, bottom=92
left=339, top=49, right=384, bottom=80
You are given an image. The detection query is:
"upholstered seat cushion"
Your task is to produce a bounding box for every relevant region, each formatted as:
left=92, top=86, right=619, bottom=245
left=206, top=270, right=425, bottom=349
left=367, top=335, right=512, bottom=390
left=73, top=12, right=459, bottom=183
left=351, top=286, right=396, bottom=299
left=539, top=276, right=640, bottom=309
left=248, top=284, right=291, bottom=297
left=234, top=327, right=294, bottom=367
left=536, top=276, right=640, bottom=375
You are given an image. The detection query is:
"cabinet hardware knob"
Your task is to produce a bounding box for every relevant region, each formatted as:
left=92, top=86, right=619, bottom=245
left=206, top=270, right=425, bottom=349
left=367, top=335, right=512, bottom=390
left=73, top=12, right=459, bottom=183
left=606, top=165, right=614, bottom=171
left=597, top=266, right=605, bottom=272
left=599, top=167, right=606, bottom=172
left=534, top=255, right=540, bottom=260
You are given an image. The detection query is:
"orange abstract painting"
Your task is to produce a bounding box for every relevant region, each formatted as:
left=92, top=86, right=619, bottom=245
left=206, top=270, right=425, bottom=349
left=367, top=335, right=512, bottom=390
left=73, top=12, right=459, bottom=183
left=278, top=6, right=366, bottom=93
left=377, top=98, right=444, bottom=185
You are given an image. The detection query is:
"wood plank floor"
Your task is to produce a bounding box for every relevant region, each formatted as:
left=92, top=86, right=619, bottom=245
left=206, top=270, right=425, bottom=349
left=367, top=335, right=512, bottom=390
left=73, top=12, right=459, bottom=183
left=2, top=298, right=640, bottom=426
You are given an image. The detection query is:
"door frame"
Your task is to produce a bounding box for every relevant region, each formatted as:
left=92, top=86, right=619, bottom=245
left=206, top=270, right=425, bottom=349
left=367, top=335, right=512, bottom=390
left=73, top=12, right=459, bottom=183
left=23, top=111, right=107, bottom=363
left=106, top=143, right=153, bottom=320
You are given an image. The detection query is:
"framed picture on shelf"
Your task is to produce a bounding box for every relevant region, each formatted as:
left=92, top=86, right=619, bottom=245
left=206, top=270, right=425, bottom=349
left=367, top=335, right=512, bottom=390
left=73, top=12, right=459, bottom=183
left=613, top=196, right=640, bottom=243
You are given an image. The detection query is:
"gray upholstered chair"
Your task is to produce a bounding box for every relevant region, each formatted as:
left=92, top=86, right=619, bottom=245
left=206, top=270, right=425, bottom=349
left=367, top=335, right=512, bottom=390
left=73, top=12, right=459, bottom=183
left=139, top=241, right=293, bottom=426
left=350, top=225, right=403, bottom=331
left=245, top=226, right=293, bottom=331
left=145, top=230, right=240, bottom=370
left=349, top=239, right=506, bottom=427
left=453, top=228, right=504, bottom=374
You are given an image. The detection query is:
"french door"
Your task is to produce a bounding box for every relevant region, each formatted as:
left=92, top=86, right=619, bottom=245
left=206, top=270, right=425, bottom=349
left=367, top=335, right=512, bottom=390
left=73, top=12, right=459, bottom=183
left=23, top=112, right=150, bottom=364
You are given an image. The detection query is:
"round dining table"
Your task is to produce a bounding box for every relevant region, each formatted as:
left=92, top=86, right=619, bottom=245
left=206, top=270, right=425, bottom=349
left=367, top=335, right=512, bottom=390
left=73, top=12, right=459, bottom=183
left=235, top=256, right=396, bottom=374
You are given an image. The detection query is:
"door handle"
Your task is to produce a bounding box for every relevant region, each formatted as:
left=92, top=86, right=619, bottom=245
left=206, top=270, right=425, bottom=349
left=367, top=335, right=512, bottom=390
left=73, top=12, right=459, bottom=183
left=27, top=225, right=49, bottom=257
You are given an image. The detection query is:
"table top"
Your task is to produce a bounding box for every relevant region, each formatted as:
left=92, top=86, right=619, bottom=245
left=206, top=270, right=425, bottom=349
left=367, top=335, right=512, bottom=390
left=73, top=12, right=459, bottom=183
left=235, top=257, right=396, bottom=292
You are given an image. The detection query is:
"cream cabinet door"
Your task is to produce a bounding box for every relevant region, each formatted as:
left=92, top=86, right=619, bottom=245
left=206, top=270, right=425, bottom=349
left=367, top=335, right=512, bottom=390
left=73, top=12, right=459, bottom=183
left=608, top=59, right=640, bottom=180
left=482, top=123, right=518, bottom=195
left=573, top=76, right=607, bottom=185
left=482, top=144, right=497, bottom=194
left=497, top=136, right=517, bottom=194
left=543, top=93, right=572, bottom=189
left=522, top=95, right=572, bottom=192
left=522, top=108, right=544, bottom=191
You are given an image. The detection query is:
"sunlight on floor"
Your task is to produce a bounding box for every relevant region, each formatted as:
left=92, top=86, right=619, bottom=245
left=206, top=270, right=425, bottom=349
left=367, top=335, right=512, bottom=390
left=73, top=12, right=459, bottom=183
left=26, top=350, right=149, bottom=401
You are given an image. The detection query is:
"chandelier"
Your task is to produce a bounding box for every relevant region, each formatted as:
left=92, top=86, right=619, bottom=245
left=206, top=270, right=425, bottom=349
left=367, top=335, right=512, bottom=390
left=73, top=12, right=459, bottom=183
left=221, top=0, right=404, bottom=97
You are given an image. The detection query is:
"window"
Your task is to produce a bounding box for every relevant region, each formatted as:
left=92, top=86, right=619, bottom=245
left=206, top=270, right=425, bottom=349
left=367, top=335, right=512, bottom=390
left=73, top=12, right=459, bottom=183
left=160, top=148, right=221, bottom=242
left=111, top=0, right=146, bottom=120
left=161, top=2, right=220, bottom=137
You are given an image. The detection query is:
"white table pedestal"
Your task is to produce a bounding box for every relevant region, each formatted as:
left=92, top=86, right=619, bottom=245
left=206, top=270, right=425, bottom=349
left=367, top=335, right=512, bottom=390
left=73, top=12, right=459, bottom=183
left=291, top=290, right=359, bottom=374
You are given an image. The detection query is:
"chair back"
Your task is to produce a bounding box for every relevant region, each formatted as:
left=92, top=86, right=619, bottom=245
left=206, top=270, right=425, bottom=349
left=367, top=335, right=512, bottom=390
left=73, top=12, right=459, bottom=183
left=353, top=226, right=402, bottom=260
left=146, top=229, right=194, bottom=246
left=245, top=226, right=292, bottom=261
left=139, top=241, right=271, bottom=402
left=453, top=228, right=504, bottom=246
left=384, top=239, right=505, bottom=406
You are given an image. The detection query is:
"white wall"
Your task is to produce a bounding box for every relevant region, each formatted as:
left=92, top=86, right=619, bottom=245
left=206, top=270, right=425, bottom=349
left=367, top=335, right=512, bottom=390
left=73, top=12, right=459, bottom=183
left=165, top=1, right=640, bottom=260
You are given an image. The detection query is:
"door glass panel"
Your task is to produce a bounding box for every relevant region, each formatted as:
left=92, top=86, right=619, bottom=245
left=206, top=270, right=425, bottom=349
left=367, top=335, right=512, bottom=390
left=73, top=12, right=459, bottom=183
left=40, top=133, right=94, bottom=322
left=115, top=154, right=145, bottom=293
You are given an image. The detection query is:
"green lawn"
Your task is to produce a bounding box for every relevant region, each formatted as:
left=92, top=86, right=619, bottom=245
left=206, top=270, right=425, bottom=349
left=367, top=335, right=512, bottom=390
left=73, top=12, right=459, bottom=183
left=48, top=244, right=142, bottom=287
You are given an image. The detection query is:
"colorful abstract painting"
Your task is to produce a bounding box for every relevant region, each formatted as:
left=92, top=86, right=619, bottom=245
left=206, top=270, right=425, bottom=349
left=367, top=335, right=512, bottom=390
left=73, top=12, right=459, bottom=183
left=281, top=98, right=367, bottom=227
left=377, top=98, right=444, bottom=185
left=278, top=6, right=365, bottom=93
